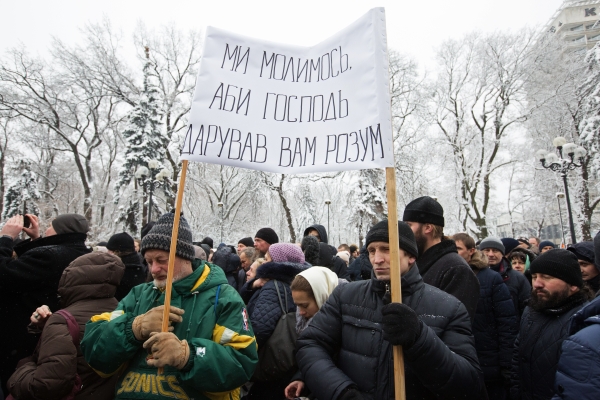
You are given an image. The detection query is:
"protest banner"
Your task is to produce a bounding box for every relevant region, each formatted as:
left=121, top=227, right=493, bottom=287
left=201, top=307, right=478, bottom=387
left=180, top=7, right=394, bottom=174
left=164, top=8, right=406, bottom=399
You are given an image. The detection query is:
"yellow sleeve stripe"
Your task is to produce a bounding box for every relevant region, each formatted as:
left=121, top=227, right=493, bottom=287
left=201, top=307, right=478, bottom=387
left=191, top=264, right=211, bottom=292
left=212, top=324, right=255, bottom=351
left=89, top=310, right=124, bottom=323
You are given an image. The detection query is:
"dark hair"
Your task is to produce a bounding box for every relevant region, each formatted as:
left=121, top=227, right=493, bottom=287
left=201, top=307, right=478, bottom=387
left=291, top=275, right=315, bottom=301
left=349, top=244, right=358, bottom=253
left=452, top=233, right=475, bottom=249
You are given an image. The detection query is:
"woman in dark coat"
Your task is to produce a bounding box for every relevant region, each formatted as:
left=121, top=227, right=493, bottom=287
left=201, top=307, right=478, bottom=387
left=7, top=252, right=125, bottom=399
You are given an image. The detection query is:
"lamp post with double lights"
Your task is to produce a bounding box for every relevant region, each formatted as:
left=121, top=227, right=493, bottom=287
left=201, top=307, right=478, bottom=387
left=536, top=137, right=586, bottom=245
left=135, top=159, right=168, bottom=226
left=325, top=199, right=331, bottom=237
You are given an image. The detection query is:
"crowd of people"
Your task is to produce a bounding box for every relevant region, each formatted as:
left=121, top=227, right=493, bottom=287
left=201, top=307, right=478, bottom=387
left=0, top=195, right=599, bottom=399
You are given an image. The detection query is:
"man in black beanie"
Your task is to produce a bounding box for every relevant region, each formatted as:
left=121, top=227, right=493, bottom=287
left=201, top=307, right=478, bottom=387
left=254, top=227, right=278, bottom=257
left=237, top=237, right=254, bottom=254
left=402, top=196, right=479, bottom=320
left=297, top=220, right=484, bottom=400
left=511, top=249, right=592, bottom=400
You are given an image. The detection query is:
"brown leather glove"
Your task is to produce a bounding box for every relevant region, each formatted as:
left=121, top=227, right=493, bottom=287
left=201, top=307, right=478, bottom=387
left=143, top=332, right=190, bottom=370
left=132, top=305, right=184, bottom=341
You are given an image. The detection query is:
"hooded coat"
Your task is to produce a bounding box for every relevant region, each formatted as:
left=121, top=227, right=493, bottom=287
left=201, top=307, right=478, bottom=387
left=296, top=264, right=484, bottom=400
left=0, top=233, right=91, bottom=392
left=416, top=239, right=480, bottom=320
left=470, top=251, right=517, bottom=383
left=303, top=224, right=328, bottom=244
left=7, top=252, right=124, bottom=400
left=552, top=296, right=600, bottom=400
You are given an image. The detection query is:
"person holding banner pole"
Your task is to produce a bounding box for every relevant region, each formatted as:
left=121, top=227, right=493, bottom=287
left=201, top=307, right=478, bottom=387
left=296, top=220, right=484, bottom=400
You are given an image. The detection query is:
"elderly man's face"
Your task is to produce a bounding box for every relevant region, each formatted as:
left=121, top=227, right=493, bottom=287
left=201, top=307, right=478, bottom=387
left=240, top=252, right=252, bottom=270
left=144, top=249, right=192, bottom=288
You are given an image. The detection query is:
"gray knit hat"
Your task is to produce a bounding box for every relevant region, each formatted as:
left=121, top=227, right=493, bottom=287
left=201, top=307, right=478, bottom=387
left=479, top=237, right=505, bottom=255
left=141, top=212, right=195, bottom=261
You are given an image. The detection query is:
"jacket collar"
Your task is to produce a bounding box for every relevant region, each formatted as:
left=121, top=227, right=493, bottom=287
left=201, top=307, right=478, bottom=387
left=416, top=239, right=458, bottom=276
left=14, top=232, right=88, bottom=257
left=370, top=263, right=424, bottom=300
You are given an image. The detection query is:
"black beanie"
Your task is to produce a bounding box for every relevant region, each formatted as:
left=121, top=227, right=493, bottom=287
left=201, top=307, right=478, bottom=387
left=402, top=196, right=444, bottom=227
left=529, top=249, right=583, bottom=288
left=141, top=212, right=195, bottom=261
left=201, top=237, right=214, bottom=249
left=255, top=228, right=279, bottom=245
left=365, top=220, right=419, bottom=257
left=238, top=237, right=254, bottom=247
left=52, top=214, right=89, bottom=235
left=107, top=232, right=135, bottom=253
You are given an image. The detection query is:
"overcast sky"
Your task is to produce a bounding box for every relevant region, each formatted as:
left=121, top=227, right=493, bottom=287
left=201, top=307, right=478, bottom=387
left=2, top=0, right=565, bottom=68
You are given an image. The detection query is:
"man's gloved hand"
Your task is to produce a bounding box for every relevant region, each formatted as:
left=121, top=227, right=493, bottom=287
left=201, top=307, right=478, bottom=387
left=132, top=305, right=184, bottom=341
left=143, top=332, right=190, bottom=370
left=381, top=303, right=422, bottom=348
left=337, top=386, right=364, bottom=400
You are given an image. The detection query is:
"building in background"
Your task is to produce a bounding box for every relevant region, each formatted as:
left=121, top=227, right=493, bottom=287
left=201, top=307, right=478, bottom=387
left=544, top=0, right=600, bottom=51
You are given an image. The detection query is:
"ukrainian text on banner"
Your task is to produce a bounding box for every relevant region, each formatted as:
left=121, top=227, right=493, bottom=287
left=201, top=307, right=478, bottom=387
left=180, top=7, right=393, bottom=174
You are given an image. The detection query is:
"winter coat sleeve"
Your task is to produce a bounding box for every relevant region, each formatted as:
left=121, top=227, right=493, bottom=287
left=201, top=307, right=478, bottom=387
left=0, top=238, right=60, bottom=292
left=438, top=264, right=480, bottom=320
left=7, top=314, right=78, bottom=400
left=178, top=285, right=258, bottom=392
left=296, top=286, right=360, bottom=400
left=404, top=300, right=483, bottom=398
left=491, top=274, right=518, bottom=369
left=80, top=286, right=145, bottom=376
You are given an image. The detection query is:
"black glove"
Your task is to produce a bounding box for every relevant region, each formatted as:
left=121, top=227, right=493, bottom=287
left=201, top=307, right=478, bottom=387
left=500, top=368, right=511, bottom=387
left=381, top=303, right=422, bottom=348
left=337, top=386, right=364, bottom=400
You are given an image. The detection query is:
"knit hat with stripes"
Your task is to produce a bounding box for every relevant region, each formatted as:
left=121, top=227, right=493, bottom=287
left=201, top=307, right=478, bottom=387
left=141, top=212, right=195, bottom=261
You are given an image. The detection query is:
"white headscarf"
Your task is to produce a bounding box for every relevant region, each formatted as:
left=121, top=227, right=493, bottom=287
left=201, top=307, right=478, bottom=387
left=298, top=266, right=339, bottom=309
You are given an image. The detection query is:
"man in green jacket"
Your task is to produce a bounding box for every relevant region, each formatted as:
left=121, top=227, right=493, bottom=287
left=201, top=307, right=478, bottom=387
left=81, top=212, right=258, bottom=400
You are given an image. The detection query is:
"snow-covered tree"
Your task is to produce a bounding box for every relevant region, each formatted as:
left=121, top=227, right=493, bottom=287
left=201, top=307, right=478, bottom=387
left=2, top=160, right=40, bottom=220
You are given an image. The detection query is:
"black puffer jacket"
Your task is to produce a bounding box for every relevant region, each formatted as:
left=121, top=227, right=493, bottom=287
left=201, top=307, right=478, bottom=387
left=296, top=264, right=484, bottom=400
left=114, top=252, right=148, bottom=301
left=303, top=224, right=328, bottom=244
left=244, top=261, right=306, bottom=347
left=0, top=233, right=91, bottom=392
left=417, top=239, right=480, bottom=320
left=510, top=291, right=588, bottom=400
left=490, top=258, right=531, bottom=325
left=347, top=246, right=372, bottom=281
left=7, top=253, right=124, bottom=400
left=471, top=255, right=517, bottom=382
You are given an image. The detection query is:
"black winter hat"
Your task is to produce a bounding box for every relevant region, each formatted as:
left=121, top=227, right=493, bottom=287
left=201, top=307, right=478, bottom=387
left=501, top=238, right=520, bottom=255
left=567, top=241, right=595, bottom=264
left=255, top=227, right=279, bottom=245
left=141, top=212, right=195, bottom=261
left=402, top=196, right=444, bottom=227
left=529, top=248, right=583, bottom=288
left=141, top=221, right=155, bottom=239
left=201, top=237, right=214, bottom=249
left=238, top=237, right=254, bottom=247
left=365, top=220, right=419, bottom=257
left=538, top=240, right=556, bottom=250
left=52, top=213, right=89, bottom=235
left=107, top=232, right=135, bottom=253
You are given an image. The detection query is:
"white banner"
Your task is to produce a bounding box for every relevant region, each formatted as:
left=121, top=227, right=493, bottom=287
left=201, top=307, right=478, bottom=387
left=180, top=7, right=393, bottom=174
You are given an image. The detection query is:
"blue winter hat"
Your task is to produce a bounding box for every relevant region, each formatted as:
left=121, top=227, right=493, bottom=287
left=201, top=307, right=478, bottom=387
left=538, top=240, right=556, bottom=251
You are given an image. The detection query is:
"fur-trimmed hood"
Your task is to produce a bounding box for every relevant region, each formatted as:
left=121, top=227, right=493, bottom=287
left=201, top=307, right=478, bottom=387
left=256, top=260, right=308, bottom=284
left=469, top=250, right=489, bottom=271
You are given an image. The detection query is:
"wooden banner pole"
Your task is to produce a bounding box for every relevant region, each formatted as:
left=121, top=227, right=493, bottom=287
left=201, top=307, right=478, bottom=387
left=385, top=166, right=406, bottom=400
left=158, top=159, right=189, bottom=375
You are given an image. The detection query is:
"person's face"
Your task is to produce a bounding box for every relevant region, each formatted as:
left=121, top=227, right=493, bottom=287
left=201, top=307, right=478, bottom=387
left=455, top=240, right=475, bottom=263
left=579, top=260, right=599, bottom=281
left=529, top=238, right=539, bottom=247
left=292, top=290, right=320, bottom=319
left=134, top=241, right=140, bottom=252
left=240, top=252, right=251, bottom=270
left=254, top=237, right=270, bottom=254
left=45, top=225, right=56, bottom=237
left=246, top=261, right=258, bottom=281
left=530, top=273, right=577, bottom=310
left=540, top=246, right=554, bottom=253
left=511, top=257, right=526, bottom=273
left=367, top=241, right=414, bottom=280
left=308, top=229, right=320, bottom=241
left=237, top=243, right=246, bottom=254
left=144, top=249, right=190, bottom=288
left=483, top=248, right=503, bottom=265
left=264, top=251, right=272, bottom=262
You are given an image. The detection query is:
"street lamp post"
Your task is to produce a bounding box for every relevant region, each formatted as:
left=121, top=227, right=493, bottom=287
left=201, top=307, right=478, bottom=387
left=325, top=199, right=331, bottom=237
left=556, top=192, right=566, bottom=247
left=135, top=160, right=167, bottom=227
left=536, top=137, right=586, bottom=245
left=217, top=202, right=224, bottom=244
